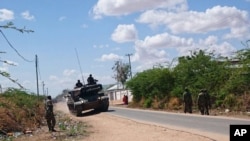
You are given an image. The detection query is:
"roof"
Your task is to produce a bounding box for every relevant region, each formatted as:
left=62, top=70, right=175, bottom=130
left=106, top=83, right=124, bottom=91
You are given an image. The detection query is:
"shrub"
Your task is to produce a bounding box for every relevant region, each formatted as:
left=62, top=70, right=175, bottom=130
left=143, top=97, right=153, bottom=108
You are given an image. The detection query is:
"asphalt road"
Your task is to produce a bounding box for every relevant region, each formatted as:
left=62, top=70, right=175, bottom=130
left=107, top=106, right=250, bottom=136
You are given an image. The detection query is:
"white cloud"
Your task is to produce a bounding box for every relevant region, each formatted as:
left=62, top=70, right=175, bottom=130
left=49, top=75, right=58, bottom=81
left=0, top=64, right=8, bottom=72
left=21, top=11, right=35, bottom=20
left=93, top=44, right=109, bottom=49
left=137, top=6, right=250, bottom=39
left=203, top=36, right=218, bottom=46
left=91, top=0, right=187, bottom=19
left=63, top=69, right=77, bottom=77
left=81, top=24, right=88, bottom=28
left=98, top=53, right=123, bottom=61
left=0, top=9, right=14, bottom=21
left=111, top=24, right=137, bottom=43
left=224, top=26, right=250, bottom=39
left=0, top=60, right=19, bottom=73
left=177, top=36, right=236, bottom=57
left=132, top=32, right=195, bottom=70
left=207, top=42, right=236, bottom=57
left=132, top=33, right=237, bottom=71
left=141, top=33, right=193, bottom=48
left=59, top=16, right=66, bottom=21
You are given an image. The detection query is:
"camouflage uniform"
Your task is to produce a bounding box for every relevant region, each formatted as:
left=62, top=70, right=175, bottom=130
left=197, top=90, right=206, bottom=115
left=45, top=96, right=56, bottom=132
left=203, top=89, right=211, bottom=115
left=183, top=88, right=193, bottom=113
left=87, top=74, right=95, bottom=85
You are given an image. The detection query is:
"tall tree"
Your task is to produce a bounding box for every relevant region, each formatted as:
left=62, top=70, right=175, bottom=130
left=112, top=60, right=130, bottom=88
left=172, top=50, right=230, bottom=97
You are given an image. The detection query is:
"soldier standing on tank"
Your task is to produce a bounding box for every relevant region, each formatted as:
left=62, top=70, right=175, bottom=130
left=203, top=89, right=211, bottom=115
left=87, top=74, right=95, bottom=85
left=183, top=88, right=193, bottom=113
left=197, top=89, right=206, bottom=115
left=75, top=80, right=83, bottom=88
left=45, top=95, right=56, bottom=132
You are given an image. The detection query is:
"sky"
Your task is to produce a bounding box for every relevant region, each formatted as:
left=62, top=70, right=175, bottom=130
left=0, top=0, right=250, bottom=98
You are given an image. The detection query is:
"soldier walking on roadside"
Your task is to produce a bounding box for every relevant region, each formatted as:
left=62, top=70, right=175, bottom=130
left=203, top=89, right=211, bottom=115
left=45, top=95, right=56, bottom=132
left=197, top=89, right=206, bottom=115
left=183, top=87, right=193, bottom=113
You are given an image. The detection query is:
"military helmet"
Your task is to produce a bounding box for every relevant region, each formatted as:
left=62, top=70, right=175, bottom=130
left=47, top=95, right=52, bottom=100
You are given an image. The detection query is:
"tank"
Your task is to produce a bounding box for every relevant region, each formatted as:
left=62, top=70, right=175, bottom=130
left=65, top=82, right=109, bottom=116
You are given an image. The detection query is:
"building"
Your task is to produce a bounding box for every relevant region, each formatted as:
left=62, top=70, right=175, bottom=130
left=105, top=83, right=133, bottom=104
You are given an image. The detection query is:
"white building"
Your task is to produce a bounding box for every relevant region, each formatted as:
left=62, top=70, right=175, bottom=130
left=105, top=83, right=133, bottom=104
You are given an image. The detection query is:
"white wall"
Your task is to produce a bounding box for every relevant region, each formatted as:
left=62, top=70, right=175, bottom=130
left=107, top=89, right=133, bottom=102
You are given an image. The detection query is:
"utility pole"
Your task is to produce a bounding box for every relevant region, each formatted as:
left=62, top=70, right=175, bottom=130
left=42, top=81, right=45, bottom=96
left=125, top=53, right=133, bottom=79
left=35, top=55, right=39, bottom=96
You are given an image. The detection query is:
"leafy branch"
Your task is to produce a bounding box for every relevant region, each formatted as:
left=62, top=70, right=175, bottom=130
left=0, top=22, right=33, bottom=89
left=0, top=22, right=34, bottom=33
left=0, top=71, right=24, bottom=88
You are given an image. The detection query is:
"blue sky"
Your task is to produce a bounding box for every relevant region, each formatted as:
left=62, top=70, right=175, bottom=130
left=0, top=0, right=250, bottom=97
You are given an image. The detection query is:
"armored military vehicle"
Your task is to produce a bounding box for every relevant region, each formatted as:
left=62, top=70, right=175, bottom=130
left=65, top=81, right=109, bottom=116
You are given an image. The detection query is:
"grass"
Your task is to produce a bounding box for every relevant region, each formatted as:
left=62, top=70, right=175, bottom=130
left=0, top=88, right=45, bottom=137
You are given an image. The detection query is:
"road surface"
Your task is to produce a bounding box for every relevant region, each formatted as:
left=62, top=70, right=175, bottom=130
left=107, top=106, right=250, bottom=137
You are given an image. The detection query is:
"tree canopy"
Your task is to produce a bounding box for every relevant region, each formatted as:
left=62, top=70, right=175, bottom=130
left=126, top=49, right=250, bottom=110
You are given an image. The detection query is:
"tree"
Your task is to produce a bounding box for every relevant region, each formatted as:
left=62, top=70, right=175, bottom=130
left=126, top=67, right=174, bottom=105
left=112, top=60, right=130, bottom=88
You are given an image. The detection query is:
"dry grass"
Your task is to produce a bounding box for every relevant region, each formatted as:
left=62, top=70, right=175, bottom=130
left=0, top=93, right=45, bottom=134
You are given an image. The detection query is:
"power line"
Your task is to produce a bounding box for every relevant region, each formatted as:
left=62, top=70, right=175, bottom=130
left=0, top=29, right=33, bottom=62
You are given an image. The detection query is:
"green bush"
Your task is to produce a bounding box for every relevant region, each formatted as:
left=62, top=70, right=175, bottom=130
left=0, top=88, right=45, bottom=133
left=143, top=97, right=153, bottom=108
left=224, top=94, right=237, bottom=108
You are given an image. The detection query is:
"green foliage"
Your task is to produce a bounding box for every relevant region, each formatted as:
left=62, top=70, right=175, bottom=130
left=126, top=68, right=174, bottom=105
left=143, top=97, right=153, bottom=108
left=224, top=94, right=237, bottom=108
left=170, top=86, right=183, bottom=98
left=2, top=88, right=43, bottom=108
left=173, top=50, right=230, bottom=94
left=0, top=88, right=44, bottom=134
left=57, top=114, right=87, bottom=136
left=126, top=48, right=250, bottom=110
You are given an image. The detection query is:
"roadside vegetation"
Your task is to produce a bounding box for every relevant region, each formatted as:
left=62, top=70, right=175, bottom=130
left=0, top=89, right=89, bottom=141
left=125, top=47, right=250, bottom=113
left=0, top=89, right=44, bottom=136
